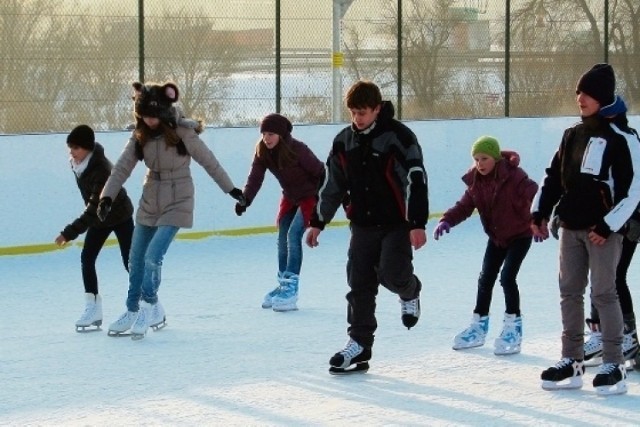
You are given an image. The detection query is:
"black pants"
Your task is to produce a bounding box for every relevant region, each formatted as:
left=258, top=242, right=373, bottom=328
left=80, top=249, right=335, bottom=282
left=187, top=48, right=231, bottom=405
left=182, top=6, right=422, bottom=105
left=591, top=235, right=636, bottom=322
left=345, top=224, right=421, bottom=348
left=81, top=217, right=134, bottom=295
left=473, top=236, right=532, bottom=317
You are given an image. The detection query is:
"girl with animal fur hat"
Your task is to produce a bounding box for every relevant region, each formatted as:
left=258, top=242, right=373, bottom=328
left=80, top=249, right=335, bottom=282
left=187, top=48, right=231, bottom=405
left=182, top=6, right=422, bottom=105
left=97, top=81, right=246, bottom=340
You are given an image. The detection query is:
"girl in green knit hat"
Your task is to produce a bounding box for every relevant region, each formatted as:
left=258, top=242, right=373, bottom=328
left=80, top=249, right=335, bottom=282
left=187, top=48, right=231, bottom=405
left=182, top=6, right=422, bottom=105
left=433, top=135, right=538, bottom=355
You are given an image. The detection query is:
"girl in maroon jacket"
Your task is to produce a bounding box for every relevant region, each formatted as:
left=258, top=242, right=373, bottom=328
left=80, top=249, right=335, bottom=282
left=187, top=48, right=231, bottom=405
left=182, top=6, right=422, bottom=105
left=235, top=114, right=324, bottom=312
left=433, top=136, right=538, bottom=355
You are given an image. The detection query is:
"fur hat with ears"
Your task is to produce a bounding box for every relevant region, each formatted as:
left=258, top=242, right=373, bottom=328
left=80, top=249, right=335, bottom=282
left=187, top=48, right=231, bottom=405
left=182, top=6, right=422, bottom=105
left=132, top=81, right=179, bottom=127
left=67, top=124, right=95, bottom=151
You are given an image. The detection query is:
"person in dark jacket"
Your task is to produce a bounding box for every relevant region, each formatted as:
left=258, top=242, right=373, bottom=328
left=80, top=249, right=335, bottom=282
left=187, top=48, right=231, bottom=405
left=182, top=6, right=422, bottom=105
left=532, top=63, right=640, bottom=395
left=55, top=124, right=134, bottom=332
left=551, top=94, right=640, bottom=367
left=306, top=80, right=428, bottom=373
left=235, top=113, right=324, bottom=312
left=433, top=136, right=538, bottom=355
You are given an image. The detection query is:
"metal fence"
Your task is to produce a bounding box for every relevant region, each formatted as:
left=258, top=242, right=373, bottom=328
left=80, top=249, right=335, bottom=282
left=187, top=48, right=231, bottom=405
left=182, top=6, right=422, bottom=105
left=1, top=0, right=638, bottom=133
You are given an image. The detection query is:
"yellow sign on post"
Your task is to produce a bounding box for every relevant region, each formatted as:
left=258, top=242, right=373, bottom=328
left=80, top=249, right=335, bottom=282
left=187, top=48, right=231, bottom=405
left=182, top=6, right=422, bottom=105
left=332, top=52, right=344, bottom=67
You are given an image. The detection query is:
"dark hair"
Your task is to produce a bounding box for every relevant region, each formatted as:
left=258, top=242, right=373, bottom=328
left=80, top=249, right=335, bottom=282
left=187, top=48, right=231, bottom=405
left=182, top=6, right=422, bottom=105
left=345, top=80, right=382, bottom=109
left=255, top=136, right=297, bottom=170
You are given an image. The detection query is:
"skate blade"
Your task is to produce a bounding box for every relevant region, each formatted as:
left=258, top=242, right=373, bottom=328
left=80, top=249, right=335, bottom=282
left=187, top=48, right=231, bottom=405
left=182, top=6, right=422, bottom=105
left=329, top=362, right=369, bottom=375
left=452, top=342, right=484, bottom=351
left=541, top=377, right=583, bottom=390
left=494, top=345, right=521, bottom=356
left=75, top=325, right=102, bottom=333
left=595, top=381, right=628, bottom=396
left=150, top=319, right=167, bottom=331
left=108, top=330, right=132, bottom=337
left=272, top=306, right=298, bottom=312
left=131, top=333, right=145, bottom=341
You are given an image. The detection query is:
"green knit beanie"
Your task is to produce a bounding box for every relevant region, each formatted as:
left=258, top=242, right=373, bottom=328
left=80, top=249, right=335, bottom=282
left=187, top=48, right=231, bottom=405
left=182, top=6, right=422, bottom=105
left=471, top=135, right=501, bottom=160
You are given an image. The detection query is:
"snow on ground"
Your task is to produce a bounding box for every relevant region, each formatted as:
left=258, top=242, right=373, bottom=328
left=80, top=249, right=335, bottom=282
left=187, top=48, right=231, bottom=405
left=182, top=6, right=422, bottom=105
left=2, top=216, right=639, bottom=426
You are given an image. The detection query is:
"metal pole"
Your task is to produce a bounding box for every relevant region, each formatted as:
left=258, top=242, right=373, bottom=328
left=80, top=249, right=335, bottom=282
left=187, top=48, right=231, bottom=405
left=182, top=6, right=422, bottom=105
left=138, top=0, right=144, bottom=82
left=504, top=0, right=510, bottom=117
left=332, top=1, right=344, bottom=123
left=397, top=0, right=402, bottom=120
left=275, top=0, right=281, bottom=113
left=603, top=0, right=609, bottom=63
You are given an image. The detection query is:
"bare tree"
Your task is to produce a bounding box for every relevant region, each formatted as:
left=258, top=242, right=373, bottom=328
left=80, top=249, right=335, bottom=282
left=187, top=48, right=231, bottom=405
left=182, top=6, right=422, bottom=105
left=144, top=6, right=242, bottom=126
left=0, top=0, right=81, bottom=132
left=610, top=0, right=640, bottom=108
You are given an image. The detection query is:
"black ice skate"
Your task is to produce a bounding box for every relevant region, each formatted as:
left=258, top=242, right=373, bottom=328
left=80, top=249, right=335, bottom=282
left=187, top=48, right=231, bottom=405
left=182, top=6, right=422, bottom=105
left=541, top=358, right=584, bottom=390
left=329, top=338, right=371, bottom=375
left=593, top=363, right=627, bottom=396
left=400, top=278, right=421, bottom=329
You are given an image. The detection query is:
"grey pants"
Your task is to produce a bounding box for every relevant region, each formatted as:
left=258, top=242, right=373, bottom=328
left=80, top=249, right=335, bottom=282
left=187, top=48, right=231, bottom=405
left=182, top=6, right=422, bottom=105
left=559, top=228, right=624, bottom=364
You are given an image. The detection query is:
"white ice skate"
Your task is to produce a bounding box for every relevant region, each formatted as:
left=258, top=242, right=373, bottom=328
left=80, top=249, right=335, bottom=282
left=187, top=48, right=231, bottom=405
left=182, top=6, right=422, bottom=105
left=130, top=301, right=166, bottom=340
left=272, top=273, right=299, bottom=312
left=75, top=293, right=103, bottom=332
left=453, top=314, right=489, bottom=350
left=149, top=301, right=167, bottom=331
left=262, top=272, right=284, bottom=309
left=494, top=313, right=522, bottom=356
left=108, top=310, right=138, bottom=337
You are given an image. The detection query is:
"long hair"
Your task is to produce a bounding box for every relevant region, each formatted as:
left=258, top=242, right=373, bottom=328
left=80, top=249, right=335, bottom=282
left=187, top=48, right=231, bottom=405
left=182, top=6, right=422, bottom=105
left=134, top=119, right=181, bottom=148
left=255, top=135, right=297, bottom=170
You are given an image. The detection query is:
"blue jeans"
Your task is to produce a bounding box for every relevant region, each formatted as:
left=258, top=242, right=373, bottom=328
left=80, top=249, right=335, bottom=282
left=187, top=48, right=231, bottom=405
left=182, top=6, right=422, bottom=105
left=277, top=208, right=304, bottom=275
left=126, top=224, right=179, bottom=312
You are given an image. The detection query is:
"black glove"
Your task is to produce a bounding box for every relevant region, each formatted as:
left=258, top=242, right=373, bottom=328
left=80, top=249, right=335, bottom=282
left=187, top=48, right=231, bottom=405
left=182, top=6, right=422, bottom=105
left=235, top=203, right=247, bottom=216
left=96, top=197, right=112, bottom=222
left=550, top=215, right=560, bottom=240
left=229, top=188, right=247, bottom=207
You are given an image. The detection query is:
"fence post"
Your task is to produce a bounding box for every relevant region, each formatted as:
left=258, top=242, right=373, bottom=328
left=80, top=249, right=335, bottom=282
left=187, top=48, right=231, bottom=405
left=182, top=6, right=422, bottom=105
left=138, top=0, right=145, bottom=82
left=504, top=0, right=510, bottom=117
left=275, top=0, right=281, bottom=113
left=604, top=0, right=609, bottom=63
left=397, top=0, right=403, bottom=120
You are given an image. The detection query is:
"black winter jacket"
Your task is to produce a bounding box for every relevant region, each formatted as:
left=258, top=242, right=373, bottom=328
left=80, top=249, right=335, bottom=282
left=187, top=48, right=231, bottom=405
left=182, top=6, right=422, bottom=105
left=312, top=101, right=429, bottom=230
left=531, top=114, right=640, bottom=237
left=61, top=143, right=134, bottom=241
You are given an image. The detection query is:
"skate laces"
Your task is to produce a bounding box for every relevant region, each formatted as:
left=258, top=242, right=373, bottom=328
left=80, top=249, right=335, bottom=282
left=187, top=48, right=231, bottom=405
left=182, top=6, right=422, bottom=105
left=115, top=311, right=134, bottom=325
left=554, top=358, right=578, bottom=369
left=597, top=363, right=618, bottom=375
left=622, top=331, right=638, bottom=350
left=340, top=339, right=363, bottom=359
left=584, top=331, right=602, bottom=351
left=401, top=298, right=419, bottom=315
left=499, top=324, right=519, bottom=343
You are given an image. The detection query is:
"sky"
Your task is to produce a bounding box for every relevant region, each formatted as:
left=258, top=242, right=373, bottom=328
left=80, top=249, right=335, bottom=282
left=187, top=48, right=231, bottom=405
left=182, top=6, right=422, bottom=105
left=2, top=117, right=640, bottom=425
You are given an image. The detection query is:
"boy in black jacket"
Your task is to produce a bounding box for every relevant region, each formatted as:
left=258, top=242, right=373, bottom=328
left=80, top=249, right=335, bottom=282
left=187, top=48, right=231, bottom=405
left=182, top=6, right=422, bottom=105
left=531, top=64, right=640, bottom=395
left=55, top=125, right=134, bottom=332
left=306, top=80, right=428, bottom=374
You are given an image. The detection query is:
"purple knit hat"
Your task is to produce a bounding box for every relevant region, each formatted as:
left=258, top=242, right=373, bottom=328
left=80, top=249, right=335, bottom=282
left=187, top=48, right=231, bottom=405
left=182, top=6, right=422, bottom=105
left=259, top=113, right=293, bottom=137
